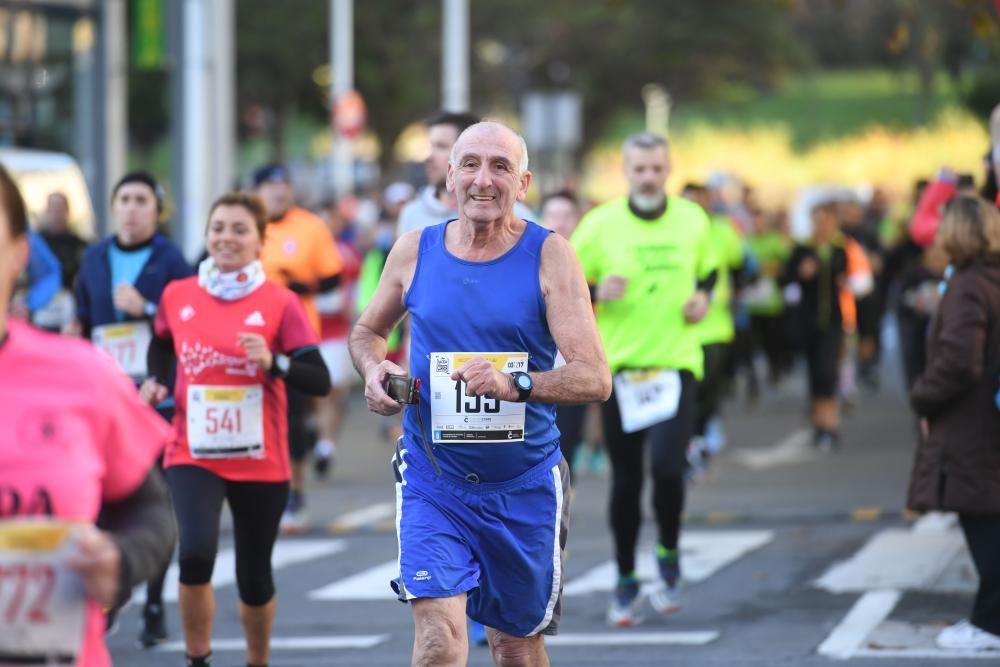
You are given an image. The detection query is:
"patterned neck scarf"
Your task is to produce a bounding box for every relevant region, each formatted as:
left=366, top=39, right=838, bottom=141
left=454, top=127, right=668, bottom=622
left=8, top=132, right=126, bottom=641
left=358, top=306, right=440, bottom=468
left=198, top=257, right=266, bottom=301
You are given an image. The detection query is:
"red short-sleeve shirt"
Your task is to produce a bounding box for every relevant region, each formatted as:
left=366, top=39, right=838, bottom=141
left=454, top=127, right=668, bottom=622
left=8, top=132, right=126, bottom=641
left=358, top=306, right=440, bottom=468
left=156, top=278, right=318, bottom=482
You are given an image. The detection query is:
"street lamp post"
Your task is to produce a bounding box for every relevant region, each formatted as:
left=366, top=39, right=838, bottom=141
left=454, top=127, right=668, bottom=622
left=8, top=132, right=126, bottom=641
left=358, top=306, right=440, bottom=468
left=330, top=0, right=353, bottom=199
left=442, top=0, right=469, bottom=112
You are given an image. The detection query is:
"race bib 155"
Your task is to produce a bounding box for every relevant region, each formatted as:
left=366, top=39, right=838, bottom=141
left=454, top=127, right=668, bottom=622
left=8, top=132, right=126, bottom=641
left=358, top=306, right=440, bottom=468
left=429, top=352, right=528, bottom=444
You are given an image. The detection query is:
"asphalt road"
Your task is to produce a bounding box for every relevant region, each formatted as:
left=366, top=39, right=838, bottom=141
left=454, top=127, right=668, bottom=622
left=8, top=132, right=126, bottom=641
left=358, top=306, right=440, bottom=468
left=107, top=351, right=989, bottom=666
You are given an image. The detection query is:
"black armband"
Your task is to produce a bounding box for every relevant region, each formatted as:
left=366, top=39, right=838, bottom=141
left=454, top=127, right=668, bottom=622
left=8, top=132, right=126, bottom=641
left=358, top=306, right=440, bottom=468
left=284, top=347, right=332, bottom=396
left=289, top=274, right=341, bottom=296
left=696, top=269, right=719, bottom=294
left=147, top=334, right=177, bottom=387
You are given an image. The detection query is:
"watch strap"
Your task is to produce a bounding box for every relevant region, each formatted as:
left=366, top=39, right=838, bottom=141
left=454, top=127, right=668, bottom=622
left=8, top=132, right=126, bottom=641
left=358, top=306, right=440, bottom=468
left=270, top=353, right=290, bottom=378
left=511, top=371, right=532, bottom=402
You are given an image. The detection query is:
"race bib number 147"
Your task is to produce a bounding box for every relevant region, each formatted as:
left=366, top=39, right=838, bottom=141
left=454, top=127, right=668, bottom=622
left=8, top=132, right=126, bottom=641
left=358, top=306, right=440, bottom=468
left=614, top=369, right=681, bottom=434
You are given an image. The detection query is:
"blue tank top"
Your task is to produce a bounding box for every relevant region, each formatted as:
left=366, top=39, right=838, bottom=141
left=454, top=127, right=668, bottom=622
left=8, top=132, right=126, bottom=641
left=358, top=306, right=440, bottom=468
left=403, top=220, right=559, bottom=482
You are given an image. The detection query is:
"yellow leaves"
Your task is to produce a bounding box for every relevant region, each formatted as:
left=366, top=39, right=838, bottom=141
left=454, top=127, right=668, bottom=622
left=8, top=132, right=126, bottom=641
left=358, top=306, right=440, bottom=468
left=582, top=110, right=989, bottom=208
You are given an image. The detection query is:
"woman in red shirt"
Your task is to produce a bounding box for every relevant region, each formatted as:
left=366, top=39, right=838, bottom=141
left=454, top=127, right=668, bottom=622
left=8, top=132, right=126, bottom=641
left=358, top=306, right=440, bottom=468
left=140, top=192, right=330, bottom=667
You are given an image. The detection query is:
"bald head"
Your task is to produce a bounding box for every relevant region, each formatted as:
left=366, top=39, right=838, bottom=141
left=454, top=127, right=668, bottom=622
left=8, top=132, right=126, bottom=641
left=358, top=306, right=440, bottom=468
left=446, top=121, right=532, bottom=226
left=450, top=122, right=529, bottom=175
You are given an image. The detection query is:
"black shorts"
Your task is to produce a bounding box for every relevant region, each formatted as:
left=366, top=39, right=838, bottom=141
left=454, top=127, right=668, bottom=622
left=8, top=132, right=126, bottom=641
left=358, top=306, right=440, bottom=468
left=804, top=328, right=843, bottom=398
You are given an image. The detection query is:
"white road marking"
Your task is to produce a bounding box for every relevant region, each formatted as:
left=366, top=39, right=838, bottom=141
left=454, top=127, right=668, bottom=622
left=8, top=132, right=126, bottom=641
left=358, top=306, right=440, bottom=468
left=328, top=502, right=396, bottom=532
left=157, top=635, right=389, bottom=651
left=547, top=631, right=720, bottom=646
left=308, top=560, right=399, bottom=600
left=817, top=589, right=901, bottom=660
left=853, top=648, right=1000, bottom=660
left=815, top=521, right=965, bottom=594
left=563, top=530, right=774, bottom=596
left=912, top=511, right=957, bottom=533
left=133, top=539, right=346, bottom=604
left=731, top=428, right=815, bottom=470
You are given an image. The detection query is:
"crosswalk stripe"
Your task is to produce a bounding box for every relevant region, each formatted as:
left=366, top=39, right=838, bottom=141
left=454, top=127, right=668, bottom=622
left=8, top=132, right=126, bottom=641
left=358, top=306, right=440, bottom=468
left=547, top=631, right=719, bottom=646
left=815, top=515, right=965, bottom=593
left=308, top=560, right=399, bottom=600
left=156, top=635, right=389, bottom=651
left=305, top=530, right=774, bottom=602
left=133, top=539, right=346, bottom=604
left=328, top=502, right=396, bottom=533
left=817, top=589, right=902, bottom=660
left=852, top=648, right=1000, bottom=660
left=564, top=530, right=774, bottom=596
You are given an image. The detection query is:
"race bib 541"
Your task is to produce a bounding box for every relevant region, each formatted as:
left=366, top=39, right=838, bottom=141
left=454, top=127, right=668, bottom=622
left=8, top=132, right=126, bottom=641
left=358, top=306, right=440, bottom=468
left=187, top=385, right=265, bottom=459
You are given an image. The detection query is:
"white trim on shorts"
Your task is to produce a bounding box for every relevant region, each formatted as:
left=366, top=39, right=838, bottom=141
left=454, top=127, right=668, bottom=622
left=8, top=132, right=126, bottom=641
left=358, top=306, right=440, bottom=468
left=392, top=445, right=417, bottom=601
left=528, top=463, right=564, bottom=636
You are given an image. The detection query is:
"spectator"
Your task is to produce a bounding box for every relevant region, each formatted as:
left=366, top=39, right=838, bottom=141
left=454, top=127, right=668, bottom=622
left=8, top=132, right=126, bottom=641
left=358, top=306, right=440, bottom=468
left=908, top=194, right=1000, bottom=653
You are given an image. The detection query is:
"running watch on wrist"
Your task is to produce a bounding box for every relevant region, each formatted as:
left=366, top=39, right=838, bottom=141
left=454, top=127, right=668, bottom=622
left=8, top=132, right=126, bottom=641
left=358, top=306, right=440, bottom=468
left=510, top=371, right=533, bottom=402
left=143, top=301, right=157, bottom=317
left=270, top=353, right=290, bottom=378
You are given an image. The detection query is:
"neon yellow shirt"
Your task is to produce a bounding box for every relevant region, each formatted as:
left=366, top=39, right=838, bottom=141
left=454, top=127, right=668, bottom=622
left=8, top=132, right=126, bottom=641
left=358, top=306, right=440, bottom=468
left=572, top=197, right=717, bottom=378
left=695, top=215, right=743, bottom=345
left=745, top=231, right=792, bottom=316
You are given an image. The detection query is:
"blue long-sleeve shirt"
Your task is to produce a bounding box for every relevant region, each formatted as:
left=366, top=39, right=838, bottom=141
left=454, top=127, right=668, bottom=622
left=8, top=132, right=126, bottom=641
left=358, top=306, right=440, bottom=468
left=76, top=233, right=193, bottom=335
left=26, top=231, right=62, bottom=311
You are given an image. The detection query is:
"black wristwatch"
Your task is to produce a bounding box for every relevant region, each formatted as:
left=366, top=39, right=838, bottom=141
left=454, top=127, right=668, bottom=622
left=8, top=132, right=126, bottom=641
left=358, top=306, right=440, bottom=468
left=510, top=371, right=533, bottom=403
left=270, top=353, right=291, bottom=378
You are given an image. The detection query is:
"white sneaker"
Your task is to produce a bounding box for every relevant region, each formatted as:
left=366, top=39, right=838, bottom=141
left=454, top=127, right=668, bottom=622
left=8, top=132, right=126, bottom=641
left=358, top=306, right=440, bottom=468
left=937, top=619, right=1000, bottom=651
left=648, top=580, right=682, bottom=615
left=606, top=579, right=644, bottom=627
left=279, top=508, right=309, bottom=534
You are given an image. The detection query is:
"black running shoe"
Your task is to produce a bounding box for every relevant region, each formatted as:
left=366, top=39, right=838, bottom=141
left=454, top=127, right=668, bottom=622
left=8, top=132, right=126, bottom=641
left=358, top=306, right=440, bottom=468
left=138, top=602, right=167, bottom=648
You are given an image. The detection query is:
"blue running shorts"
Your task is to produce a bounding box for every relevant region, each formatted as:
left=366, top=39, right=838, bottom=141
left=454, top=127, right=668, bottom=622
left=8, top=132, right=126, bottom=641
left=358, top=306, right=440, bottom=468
left=390, top=443, right=570, bottom=637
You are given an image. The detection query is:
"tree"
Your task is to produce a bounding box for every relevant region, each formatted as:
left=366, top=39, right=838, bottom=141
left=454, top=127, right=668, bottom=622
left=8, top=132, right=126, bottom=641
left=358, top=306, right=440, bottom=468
left=234, top=0, right=801, bottom=166
left=236, top=0, right=330, bottom=161
left=462, top=0, right=800, bottom=151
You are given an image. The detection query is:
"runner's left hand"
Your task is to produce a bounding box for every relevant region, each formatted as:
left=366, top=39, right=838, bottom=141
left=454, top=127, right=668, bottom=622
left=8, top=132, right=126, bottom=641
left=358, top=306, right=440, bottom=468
left=452, top=356, right=518, bottom=402
left=237, top=333, right=274, bottom=372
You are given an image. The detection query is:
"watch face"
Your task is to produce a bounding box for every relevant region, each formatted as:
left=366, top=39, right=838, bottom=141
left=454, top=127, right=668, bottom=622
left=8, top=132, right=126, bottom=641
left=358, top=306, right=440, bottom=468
left=516, top=374, right=531, bottom=390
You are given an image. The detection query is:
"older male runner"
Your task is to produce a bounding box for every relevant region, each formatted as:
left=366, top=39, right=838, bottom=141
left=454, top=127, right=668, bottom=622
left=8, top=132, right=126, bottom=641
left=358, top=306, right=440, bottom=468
left=350, top=121, right=610, bottom=667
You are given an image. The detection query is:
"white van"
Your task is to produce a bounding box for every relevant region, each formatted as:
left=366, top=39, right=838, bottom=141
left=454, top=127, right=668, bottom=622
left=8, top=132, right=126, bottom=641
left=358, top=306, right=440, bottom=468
left=0, top=147, right=96, bottom=240
left=1, top=148, right=96, bottom=329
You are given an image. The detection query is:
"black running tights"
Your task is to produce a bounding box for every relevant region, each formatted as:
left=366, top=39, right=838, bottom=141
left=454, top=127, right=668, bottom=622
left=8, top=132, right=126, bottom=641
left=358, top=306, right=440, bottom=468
left=601, top=371, right=697, bottom=576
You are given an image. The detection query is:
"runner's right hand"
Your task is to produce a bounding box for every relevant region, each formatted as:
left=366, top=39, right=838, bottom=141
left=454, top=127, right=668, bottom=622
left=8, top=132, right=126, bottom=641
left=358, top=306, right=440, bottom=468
left=364, top=359, right=407, bottom=416
left=68, top=525, right=122, bottom=608
left=139, top=379, right=168, bottom=406
left=596, top=275, right=628, bottom=301
left=798, top=256, right=818, bottom=280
